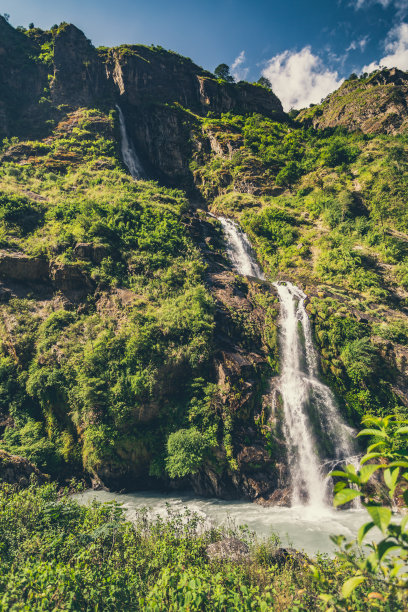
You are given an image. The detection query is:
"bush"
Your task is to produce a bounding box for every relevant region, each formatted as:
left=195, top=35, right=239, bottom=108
left=166, top=427, right=208, bottom=478
left=340, top=337, right=377, bottom=383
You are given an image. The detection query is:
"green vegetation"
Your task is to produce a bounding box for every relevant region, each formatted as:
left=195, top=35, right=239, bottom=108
left=316, top=415, right=408, bottom=608
left=2, top=14, right=408, bottom=609
left=0, top=108, right=227, bottom=483
left=199, top=111, right=408, bottom=423
left=214, top=63, right=234, bottom=83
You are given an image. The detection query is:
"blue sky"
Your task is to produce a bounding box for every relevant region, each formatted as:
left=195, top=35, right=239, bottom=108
left=2, top=0, right=408, bottom=109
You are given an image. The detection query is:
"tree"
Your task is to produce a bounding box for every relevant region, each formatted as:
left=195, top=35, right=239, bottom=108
left=28, top=22, right=34, bottom=30
left=275, top=160, right=301, bottom=188
left=257, top=76, right=272, bottom=90
left=340, top=337, right=377, bottom=383
left=214, top=64, right=234, bottom=83
left=3, top=13, right=10, bottom=22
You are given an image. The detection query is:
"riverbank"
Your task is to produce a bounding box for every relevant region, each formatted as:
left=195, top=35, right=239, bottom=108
left=1, top=481, right=402, bottom=611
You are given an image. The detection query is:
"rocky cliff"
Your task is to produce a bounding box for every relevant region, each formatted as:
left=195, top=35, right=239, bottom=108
left=0, top=17, right=49, bottom=138
left=0, top=18, right=283, bottom=187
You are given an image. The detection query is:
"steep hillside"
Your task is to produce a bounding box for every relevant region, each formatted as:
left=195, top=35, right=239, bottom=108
left=0, top=17, right=282, bottom=188
left=0, top=106, right=284, bottom=499
left=297, top=68, right=408, bottom=134
left=193, top=111, right=408, bottom=425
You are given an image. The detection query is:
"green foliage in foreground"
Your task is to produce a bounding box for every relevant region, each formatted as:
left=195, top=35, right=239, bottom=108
left=0, top=479, right=405, bottom=611
left=324, top=415, right=408, bottom=607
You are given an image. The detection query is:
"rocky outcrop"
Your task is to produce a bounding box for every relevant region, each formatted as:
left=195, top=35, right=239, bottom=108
left=0, top=17, right=49, bottom=139
left=0, top=450, right=47, bottom=487
left=52, top=24, right=112, bottom=108
left=182, top=214, right=286, bottom=503
left=74, top=243, right=108, bottom=264
left=0, top=251, right=93, bottom=295
left=0, top=251, right=49, bottom=282
left=297, top=68, right=408, bottom=134
left=50, top=263, right=94, bottom=293
left=106, top=46, right=283, bottom=118
left=105, top=46, right=283, bottom=185
left=0, top=18, right=285, bottom=181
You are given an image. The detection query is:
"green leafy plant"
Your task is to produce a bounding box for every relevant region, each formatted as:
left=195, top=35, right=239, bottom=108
left=314, top=415, right=408, bottom=608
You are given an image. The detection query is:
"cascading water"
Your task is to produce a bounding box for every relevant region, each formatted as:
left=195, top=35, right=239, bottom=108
left=116, top=104, right=144, bottom=179
left=274, top=282, right=358, bottom=510
left=218, top=217, right=265, bottom=279
left=218, top=216, right=358, bottom=510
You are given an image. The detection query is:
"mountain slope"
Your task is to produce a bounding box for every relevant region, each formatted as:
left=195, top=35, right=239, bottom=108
left=297, top=68, right=408, bottom=134
left=1, top=19, right=408, bottom=499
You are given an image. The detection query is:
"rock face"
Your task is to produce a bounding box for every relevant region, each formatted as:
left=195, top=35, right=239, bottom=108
left=297, top=68, right=408, bottom=134
left=0, top=19, right=283, bottom=186
left=105, top=46, right=283, bottom=117
left=0, top=17, right=49, bottom=138
left=0, top=252, right=49, bottom=282
left=184, top=215, right=285, bottom=503
left=0, top=251, right=93, bottom=296
left=105, top=46, right=283, bottom=185
left=52, top=24, right=111, bottom=108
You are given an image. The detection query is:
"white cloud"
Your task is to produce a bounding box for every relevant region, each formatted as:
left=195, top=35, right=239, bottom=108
left=362, top=22, right=408, bottom=71
left=353, top=0, right=408, bottom=12
left=231, top=50, right=249, bottom=81
left=262, top=47, right=343, bottom=111
left=346, top=36, right=369, bottom=52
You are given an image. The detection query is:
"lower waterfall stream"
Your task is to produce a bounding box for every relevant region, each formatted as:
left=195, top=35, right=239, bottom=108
left=218, top=216, right=359, bottom=510
left=76, top=216, right=367, bottom=555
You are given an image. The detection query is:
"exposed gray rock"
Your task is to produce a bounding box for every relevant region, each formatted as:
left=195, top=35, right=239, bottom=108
left=269, top=547, right=308, bottom=567
left=0, top=450, right=47, bottom=487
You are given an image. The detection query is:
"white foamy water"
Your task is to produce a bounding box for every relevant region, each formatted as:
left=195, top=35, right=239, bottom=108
left=218, top=217, right=359, bottom=512
left=74, top=489, right=368, bottom=556
left=116, top=104, right=144, bottom=179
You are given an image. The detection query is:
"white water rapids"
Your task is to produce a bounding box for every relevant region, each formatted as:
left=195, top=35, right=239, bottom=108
left=116, top=104, right=144, bottom=179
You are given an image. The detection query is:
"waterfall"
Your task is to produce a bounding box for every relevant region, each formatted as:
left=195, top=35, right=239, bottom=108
left=116, top=104, right=144, bottom=179
left=218, top=216, right=358, bottom=510
left=218, top=217, right=265, bottom=279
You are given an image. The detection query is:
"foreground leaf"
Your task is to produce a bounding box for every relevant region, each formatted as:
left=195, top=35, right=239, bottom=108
left=366, top=506, right=392, bottom=534
left=333, top=488, right=362, bottom=507
left=341, top=576, right=365, bottom=598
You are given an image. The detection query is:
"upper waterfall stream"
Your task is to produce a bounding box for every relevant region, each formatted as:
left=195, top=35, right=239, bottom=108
left=217, top=216, right=358, bottom=510
left=116, top=104, right=144, bottom=179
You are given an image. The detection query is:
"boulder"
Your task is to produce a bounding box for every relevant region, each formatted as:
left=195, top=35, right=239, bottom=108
left=74, top=242, right=108, bottom=264
left=269, top=547, right=308, bottom=567
left=206, top=537, right=249, bottom=562
left=50, top=263, right=93, bottom=292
